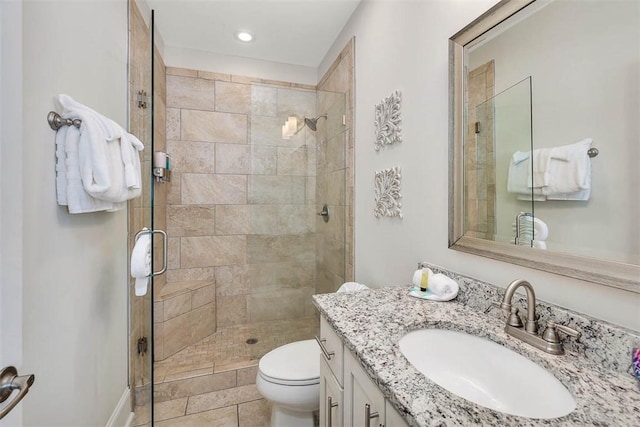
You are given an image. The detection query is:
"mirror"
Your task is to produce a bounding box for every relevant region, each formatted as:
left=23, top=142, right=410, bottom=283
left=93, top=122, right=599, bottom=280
left=449, top=0, right=639, bottom=292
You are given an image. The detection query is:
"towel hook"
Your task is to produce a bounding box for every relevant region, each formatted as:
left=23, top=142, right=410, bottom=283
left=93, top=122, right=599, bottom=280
left=47, top=111, right=81, bottom=131
left=587, top=147, right=599, bottom=158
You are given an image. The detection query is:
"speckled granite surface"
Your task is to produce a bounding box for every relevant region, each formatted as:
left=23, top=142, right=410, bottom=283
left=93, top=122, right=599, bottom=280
left=313, top=266, right=640, bottom=426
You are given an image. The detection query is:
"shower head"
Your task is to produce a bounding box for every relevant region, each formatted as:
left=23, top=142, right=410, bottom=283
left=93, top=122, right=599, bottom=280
left=282, top=114, right=327, bottom=139
left=303, top=114, right=327, bottom=131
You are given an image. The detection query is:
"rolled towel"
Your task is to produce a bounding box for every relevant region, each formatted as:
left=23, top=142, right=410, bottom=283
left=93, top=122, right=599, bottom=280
left=429, top=273, right=458, bottom=297
left=337, top=282, right=369, bottom=292
left=131, top=228, right=152, bottom=296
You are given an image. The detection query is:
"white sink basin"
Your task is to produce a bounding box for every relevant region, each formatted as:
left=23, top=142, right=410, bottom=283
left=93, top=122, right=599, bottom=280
left=398, top=329, right=576, bottom=419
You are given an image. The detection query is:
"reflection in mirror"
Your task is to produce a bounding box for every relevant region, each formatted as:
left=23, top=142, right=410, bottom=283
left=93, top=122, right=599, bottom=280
left=449, top=0, right=639, bottom=292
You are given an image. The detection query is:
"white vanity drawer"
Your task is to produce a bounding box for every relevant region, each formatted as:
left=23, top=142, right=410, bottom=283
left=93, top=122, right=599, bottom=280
left=319, top=316, right=344, bottom=386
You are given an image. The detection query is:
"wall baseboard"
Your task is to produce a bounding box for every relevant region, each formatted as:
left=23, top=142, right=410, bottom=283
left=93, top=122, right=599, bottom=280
left=105, top=388, right=134, bottom=427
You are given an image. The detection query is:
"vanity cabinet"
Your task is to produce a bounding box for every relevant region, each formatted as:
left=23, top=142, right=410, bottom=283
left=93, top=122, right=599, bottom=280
left=319, top=316, right=408, bottom=427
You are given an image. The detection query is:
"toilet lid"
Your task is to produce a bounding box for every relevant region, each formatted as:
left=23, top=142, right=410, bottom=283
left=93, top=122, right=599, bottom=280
left=259, top=339, right=320, bottom=385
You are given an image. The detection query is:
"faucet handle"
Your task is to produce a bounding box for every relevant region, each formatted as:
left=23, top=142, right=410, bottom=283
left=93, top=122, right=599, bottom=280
left=543, top=320, right=581, bottom=344
left=507, top=307, right=524, bottom=328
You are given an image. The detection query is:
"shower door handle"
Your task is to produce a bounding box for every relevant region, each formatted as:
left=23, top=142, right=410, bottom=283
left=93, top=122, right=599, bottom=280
left=0, top=366, right=35, bottom=419
left=134, top=229, right=168, bottom=277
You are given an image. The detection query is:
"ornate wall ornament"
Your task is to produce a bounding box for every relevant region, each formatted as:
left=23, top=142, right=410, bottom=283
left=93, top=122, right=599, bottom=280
left=374, top=90, right=402, bottom=151
left=374, top=167, right=403, bottom=218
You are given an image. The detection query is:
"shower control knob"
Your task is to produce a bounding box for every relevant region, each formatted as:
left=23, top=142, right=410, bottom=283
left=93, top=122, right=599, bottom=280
left=318, top=204, right=329, bottom=222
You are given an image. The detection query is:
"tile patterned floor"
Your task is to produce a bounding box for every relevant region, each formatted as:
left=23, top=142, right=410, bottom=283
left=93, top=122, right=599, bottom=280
left=133, top=316, right=319, bottom=426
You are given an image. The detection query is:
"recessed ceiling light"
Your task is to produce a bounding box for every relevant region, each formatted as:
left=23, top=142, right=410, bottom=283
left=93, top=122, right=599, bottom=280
left=236, top=31, right=254, bottom=42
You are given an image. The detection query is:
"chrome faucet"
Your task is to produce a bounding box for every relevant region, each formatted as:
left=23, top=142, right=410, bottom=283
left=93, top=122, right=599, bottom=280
left=492, top=279, right=581, bottom=355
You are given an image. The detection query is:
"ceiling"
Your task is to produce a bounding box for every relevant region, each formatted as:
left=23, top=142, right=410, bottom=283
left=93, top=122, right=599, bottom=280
left=146, top=0, right=362, bottom=68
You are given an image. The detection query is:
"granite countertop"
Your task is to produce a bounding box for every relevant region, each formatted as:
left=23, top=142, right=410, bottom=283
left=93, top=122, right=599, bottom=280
left=313, top=286, right=640, bottom=426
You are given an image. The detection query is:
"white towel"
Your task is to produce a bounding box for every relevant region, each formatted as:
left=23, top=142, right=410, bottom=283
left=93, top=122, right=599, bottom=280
left=55, top=125, right=68, bottom=206
left=542, top=138, right=592, bottom=198
left=131, top=229, right=152, bottom=296
left=528, top=148, right=554, bottom=189
left=55, top=94, right=143, bottom=203
left=60, top=124, right=122, bottom=213
left=507, top=151, right=546, bottom=199
left=336, top=282, right=369, bottom=292
left=408, top=274, right=459, bottom=301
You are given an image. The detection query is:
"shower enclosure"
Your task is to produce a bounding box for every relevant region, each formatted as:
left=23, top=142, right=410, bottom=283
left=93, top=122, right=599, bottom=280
left=128, top=2, right=354, bottom=422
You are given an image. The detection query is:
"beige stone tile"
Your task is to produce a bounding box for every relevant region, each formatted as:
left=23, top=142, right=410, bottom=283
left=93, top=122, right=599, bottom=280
left=215, top=205, right=251, bottom=235
left=167, top=205, right=215, bottom=237
left=155, top=322, right=165, bottom=361
left=214, top=359, right=257, bottom=374
left=250, top=145, right=277, bottom=175
left=239, top=399, right=271, bottom=426
left=182, top=109, right=247, bottom=144
left=163, top=292, right=192, bottom=321
left=276, top=87, right=316, bottom=118
left=248, top=176, right=305, bottom=204
left=167, top=140, right=216, bottom=174
left=249, top=261, right=315, bottom=293
left=215, top=81, right=251, bottom=114
left=131, top=404, right=150, bottom=427
left=156, top=405, right=237, bottom=427
left=167, top=237, right=181, bottom=270
left=163, top=303, right=215, bottom=358
left=182, top=174, right=247, bottom=205
left=247, top=233, right=315, bottom=264
left=166, top=108, right=180, bottom=140
left=154, top=301, right=164, bottom=323
left=306, top=177, right=316, bottom=205
left=236, top=365, right=258, bottom=386
left=164, top=366, right=214, bottom=383
left=186, top=384, right=262, bottom=415
left=166, top=267, right=215, bottom=283
left=277, top=145, right=309, bottom=176
left=321, top=236, right=345, bottom=277
left=192, top=284, right=215, bottom=309
left=251, top=85, right=277, bottom=117
left=198, top=70, right=231, bottom=81
left=216, top=143, right=250, bottom=174
left=166, top=172, right=182, bottom=205
left=249, top=289, right=304, bottom=322
left=154, top=397, right=188, bottom=422
left=250, top=115, right=304, bottom=148
left=326, top=133, right=346, bottom=172
left=181, top=235, right=247, bottom=268
left=154, top=364, right=169, bottom=384
left=166, top=67, right=198, bottom=77
left=249, top=205, right=314, bottom=235
left=326, top=170, right=345, bottom=206
left=167, top=75, right=215, bottom=110
left=217, top=295, right=248, bottom=327
left=215, top=265, right=250, bottom=297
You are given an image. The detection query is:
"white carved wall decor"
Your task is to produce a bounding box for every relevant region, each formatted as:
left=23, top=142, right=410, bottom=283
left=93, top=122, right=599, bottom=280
left=374, top=90, right=402, bottom=151
left=374, top=167, right=403, bottom=218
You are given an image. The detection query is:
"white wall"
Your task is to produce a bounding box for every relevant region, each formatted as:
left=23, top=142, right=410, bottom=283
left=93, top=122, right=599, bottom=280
left=10, top=1, right=129, bottom=425
left=321, top=0, right=640, bottom=331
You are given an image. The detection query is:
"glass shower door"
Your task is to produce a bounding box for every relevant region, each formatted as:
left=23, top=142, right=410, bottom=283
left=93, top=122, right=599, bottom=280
left=128, top=1, right=155, bottom=424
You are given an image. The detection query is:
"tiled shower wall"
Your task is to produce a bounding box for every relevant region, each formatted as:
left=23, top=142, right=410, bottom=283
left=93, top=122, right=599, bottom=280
left=317, top=38, right=355, bottom=292
left=128, top=0, right=167, bottom=408
left=465, top=61, right=496, bottom=240
left=157, top=67, right=323, bottom=361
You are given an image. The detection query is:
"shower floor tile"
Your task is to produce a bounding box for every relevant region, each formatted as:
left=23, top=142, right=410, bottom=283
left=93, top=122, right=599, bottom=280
left=138, top=316, right=319, bottom=426
left=155, top=316, right=319, bottom=384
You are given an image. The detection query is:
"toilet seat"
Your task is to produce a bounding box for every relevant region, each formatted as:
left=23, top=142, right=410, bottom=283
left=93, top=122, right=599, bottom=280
left=258, top=339, right=320, bottom=386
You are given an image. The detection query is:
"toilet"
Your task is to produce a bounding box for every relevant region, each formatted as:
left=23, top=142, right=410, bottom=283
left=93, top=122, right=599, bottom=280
left=256, top=339, right=320, bottom=427
left=256, top=282, right=368, bottom=427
